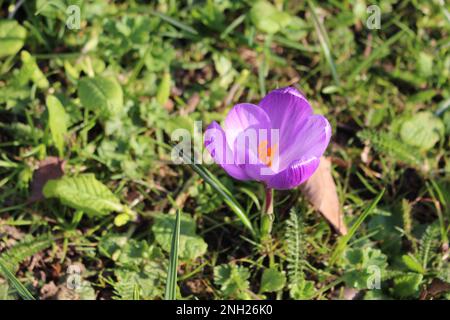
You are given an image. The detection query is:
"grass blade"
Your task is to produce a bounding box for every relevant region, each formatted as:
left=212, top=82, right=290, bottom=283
left=191, top=162, right=256, bottom=236
left=220, top=14, right=246, bottom=39
left=169, top=143, right=256, bottom=236
left=164, top=210, right=181, bottom=300
left=151, top=11, right=198, bottom=36
left=348, top=31, right=404, bottom=82
left=330, top=189, right=385, bottom=265
left=154, top=141, right=256, bottom=235
left=0, top=260, right=35, bottom=300
left=308, top=0, right=340, bottom=86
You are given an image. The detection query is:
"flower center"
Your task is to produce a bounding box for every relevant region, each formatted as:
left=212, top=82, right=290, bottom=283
left=257, top=140, right=278, bottom=167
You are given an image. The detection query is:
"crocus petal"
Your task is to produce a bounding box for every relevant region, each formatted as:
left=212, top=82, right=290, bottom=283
left=259, top=87, right=312, bottom=131
left=204, top=121, right=251, bottom=180
left=278, top=115, right=331, bottom=171
left=224, top=103, right=272, bottom=171
left=203, top=86, right=332, bottom=190
left=266, top=156, right=320, bottom=190
left=224, top=103, right=272, bottom=149
left=258, top=87, right=313, bottom=169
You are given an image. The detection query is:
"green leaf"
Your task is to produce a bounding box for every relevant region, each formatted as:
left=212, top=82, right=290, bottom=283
left=98, top=234, right=128, bottom=260
left=151, top=11, right=198, bottom=35
left=169, top=143, right=255, bottom=236
left=393, top=273, right=423, bottom=298
left=43, top=174, right=126, bottom=217
left=0, top=260, right=35, bottom=300
left=443, top=110, right=450, bottom=135
left=290, top=280, right=316, bottom=300
left=330, top=189, right=385, bottom=265
left=46, top=95, right=68, bottom=157
left=358, top=130, right=423, bottom=167
left=0, top=282, right=16, bottom=300
left=308, top=0, right=340, bottom=85
left=0, top=20, right=27, bottom=58
left=417, top=52, right=433, bottom=78
left=402, top=254, right=425, bottom=274
left=0, top=234, right=53, bottom=273
left=165, top=210, right=180, bottom=300
left=99, top=236, right=164, bottom=268
left=342, top=247, right=388, bottom=289
left=19, top=51, right=49, bottom=89
left=260, top=268, right=286, bottom=293
left=400, top=112, right=445, bottom=151
left=214, top=264, right=251, bottom=299
left=78, top=76, right=123, bottom=120
left=98, top=236, right=167, bottom=300
left=35, top=0, right=66, bottom=17
left=152, top=213, right=207, bottom=260
left=114, top=213, right=131, bottom=227
left=156, top=71, right=171, bottom=106
left=250, top=1, right=292, bottom=34
left=114, top=265, right=166, bottom=300
left=0, top=235, right=51, bottom=301
left=190, top=164, right=255, bottom=235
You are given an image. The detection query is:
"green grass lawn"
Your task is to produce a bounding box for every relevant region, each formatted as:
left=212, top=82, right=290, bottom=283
left=0, top=0, right=449, bottom=300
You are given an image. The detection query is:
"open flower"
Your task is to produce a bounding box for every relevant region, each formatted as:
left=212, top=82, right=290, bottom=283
left=204, top=87, right=331, bottom=190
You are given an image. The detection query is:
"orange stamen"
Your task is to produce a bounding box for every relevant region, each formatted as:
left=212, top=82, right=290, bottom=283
left=258, top=140, right=278, bottom=167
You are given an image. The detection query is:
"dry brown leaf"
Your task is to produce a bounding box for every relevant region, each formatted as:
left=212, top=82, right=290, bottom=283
left=300, top=156, right=347, bottom=235
left=29, top=156, right=65, bottom=202
left=40, top=281, right=59, bottom=300
left=419, top=278, right=450, bottom=300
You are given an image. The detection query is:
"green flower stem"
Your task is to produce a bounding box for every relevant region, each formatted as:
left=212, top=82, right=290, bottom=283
left=260, top=187, right=274, bottom=241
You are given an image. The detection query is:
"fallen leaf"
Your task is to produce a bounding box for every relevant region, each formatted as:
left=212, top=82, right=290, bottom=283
left=40, top=281, right=59, bottom=300
left=331, top=287, right=360, bottom=300
left=29, top=157, right=65, bottom=202
left=300, top=156, right=348, bottom=235
left=184, top=92, right=200, bottom=114
left=419, top=278, right=450, bottom=300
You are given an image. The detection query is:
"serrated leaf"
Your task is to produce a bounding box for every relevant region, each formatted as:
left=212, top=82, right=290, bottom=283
left=214, top=264, right=251, bottom=299
left=0, top=20, right=27, bottom=58
left=290, top=280, right=316, bottom=300
left=152, top=213, right=207, bottom=260
left=78, top=76, right=123, bottom=120
left=358, top=130, right=423, bottom=167
left=343, top=247, right=388, bottom=289
left=114, top=264, right=166, bottom=300
left=43, top=174, right=125, bottom=217
left=260, top=268, right=286, bottom=293
left=402, top=254, right=425, bottom=274
left=0, top=235, right=53, bottom=273
left=46, top=95, right=68, bottom=157
left=98, top=234, right=128, bottom=260
left=393, top=273, right=423, bottom=298
left=101, top=238, right=166, bottom=300
left=400, top=112, right=444, bottom=151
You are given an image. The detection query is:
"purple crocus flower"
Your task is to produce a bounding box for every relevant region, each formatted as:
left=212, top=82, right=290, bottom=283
left=204, top=87, right=331, bottom=190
